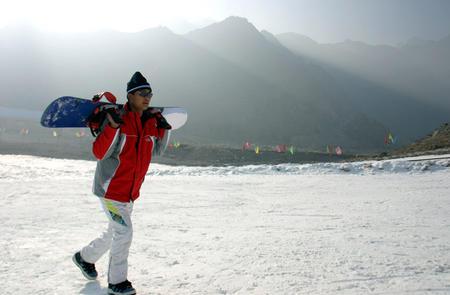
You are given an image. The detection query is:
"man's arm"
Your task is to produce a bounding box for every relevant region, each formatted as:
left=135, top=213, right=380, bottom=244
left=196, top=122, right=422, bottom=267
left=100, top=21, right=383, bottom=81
left=92, top=114, right=120, bottom=160
left=152, top=128, right=171, bottom=156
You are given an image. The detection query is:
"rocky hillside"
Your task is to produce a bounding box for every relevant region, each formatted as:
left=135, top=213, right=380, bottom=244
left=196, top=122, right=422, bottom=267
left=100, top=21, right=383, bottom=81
left=391, top=122, right=450, bottom=156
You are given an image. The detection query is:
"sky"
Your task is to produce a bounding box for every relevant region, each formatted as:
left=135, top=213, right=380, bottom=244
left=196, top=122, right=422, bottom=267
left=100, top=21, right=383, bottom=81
left=1, top=0, right=450, bottom=45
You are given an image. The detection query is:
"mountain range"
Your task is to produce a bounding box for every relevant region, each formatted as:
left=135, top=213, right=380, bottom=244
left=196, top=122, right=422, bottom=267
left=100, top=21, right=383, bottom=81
left=0, top=16, right=449, bottom=152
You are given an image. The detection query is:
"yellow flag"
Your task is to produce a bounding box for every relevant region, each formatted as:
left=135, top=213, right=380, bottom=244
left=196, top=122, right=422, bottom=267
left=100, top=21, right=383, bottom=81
left=388, top=133, right=394, bottom=143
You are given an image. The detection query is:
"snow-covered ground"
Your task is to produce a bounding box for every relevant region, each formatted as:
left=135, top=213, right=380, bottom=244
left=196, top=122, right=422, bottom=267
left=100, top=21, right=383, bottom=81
left=1, top=154, right=450, bottom=294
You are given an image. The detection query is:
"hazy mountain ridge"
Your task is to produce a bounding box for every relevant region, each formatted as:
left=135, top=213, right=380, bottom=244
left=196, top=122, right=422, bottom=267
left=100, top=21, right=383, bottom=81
left=277, top=31, right=450, bottom=112
left=185, top=17, right=397, bottom=150
left=0, top=17, right=448, bottom=152
left=185, top=17, right=448, bottom=148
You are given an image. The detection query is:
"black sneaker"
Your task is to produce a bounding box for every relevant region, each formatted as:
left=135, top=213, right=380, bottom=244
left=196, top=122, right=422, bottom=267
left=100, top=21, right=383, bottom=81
left=72, top=251, right=98, bottom=280
left=108, top=280, right=136, bottom=295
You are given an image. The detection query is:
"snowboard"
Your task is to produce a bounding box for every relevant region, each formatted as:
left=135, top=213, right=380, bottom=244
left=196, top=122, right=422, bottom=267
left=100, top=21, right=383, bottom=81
left=40, top=96, right=188, bottom=130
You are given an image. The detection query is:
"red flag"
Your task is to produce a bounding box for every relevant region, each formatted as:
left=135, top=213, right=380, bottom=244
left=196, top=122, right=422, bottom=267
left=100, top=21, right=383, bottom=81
left=242, top=141, right=252, bottom=151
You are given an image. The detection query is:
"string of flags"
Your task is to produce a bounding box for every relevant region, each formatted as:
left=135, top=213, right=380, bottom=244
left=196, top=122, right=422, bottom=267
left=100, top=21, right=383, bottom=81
left=15, top=129, right=88, bottom=138
left=3, top=127, right=401, bottom=155
left=243, top=141, right=296, bottom=155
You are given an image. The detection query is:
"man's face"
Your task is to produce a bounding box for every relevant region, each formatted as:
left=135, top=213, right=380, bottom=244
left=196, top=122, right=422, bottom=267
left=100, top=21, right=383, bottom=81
left=128, top=89, right=153, bottom=112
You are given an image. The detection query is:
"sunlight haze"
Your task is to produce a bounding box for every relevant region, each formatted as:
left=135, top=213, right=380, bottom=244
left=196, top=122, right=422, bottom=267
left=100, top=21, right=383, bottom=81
left=0, top=0, right=218, bottom=33
left=1, top=0, right=449, bottom=44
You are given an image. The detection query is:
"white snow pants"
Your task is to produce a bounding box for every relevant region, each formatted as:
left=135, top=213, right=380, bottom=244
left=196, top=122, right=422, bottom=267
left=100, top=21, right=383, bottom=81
left=80, top=198, right=133, bottom=284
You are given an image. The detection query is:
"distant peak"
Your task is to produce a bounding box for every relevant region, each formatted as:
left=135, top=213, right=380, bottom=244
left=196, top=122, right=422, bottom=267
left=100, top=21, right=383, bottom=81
left=187, top=15, right=261, bottom=38
left=222, top=16, right=250, bottom=24
left=132, top=26, right=176, bottom=37
left=217, top=16, right=258, bottom=31
left=140, top=26, right=173, bottom=34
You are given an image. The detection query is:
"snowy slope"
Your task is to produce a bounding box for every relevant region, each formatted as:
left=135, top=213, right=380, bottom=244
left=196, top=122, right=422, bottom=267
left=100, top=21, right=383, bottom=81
left=1, top=154, right=450, bottom=294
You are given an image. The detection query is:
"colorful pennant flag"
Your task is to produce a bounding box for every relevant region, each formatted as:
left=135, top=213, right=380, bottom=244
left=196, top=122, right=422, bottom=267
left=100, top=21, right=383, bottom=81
left=288, top=146, right=295, bottom=155
left=243, top=141, right=252, bottom=151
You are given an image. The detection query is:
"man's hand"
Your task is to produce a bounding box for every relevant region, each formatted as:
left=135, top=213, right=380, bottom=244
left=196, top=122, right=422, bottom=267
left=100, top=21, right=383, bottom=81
left=145, top=108, right=172, bottom=130
left=106, top=113, right=120, bottom=129
left=103, top=107, right=123, bottom=129
left=154, top=112, right=172, bottom=130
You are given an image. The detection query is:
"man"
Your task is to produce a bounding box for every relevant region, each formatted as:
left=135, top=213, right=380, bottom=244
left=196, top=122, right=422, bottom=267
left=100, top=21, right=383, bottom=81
left=72, top=72, right=171, bottom=295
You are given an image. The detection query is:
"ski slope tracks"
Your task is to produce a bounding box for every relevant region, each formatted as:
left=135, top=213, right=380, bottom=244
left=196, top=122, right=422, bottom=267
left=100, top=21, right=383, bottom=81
left=0, top=154, right=449, bottom=294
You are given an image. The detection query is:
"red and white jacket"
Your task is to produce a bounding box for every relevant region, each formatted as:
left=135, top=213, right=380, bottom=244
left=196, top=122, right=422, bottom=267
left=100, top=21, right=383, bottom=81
left=92, top=104, right=168, bottom=202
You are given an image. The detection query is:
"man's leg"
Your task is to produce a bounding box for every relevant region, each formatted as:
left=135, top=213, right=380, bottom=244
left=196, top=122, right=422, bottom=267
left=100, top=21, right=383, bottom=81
left=80, top=199, right=114, bottom=263
left=74, top=199, right=113, bottom=280
left=103, top=199, right=134, bottom=285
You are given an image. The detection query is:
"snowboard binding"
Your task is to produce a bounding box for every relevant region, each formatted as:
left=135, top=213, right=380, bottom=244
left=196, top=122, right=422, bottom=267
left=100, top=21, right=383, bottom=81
left=143, top=108, right=172, bottom=130
left=153, top=111, right=172, bottom=130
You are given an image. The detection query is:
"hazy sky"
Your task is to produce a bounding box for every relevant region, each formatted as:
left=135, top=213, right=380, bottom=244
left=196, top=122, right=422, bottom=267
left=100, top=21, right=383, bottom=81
left=1, top=0, right=450, bottom=44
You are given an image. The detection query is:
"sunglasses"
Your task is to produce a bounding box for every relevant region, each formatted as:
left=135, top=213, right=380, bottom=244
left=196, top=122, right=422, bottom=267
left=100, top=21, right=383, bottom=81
left=137, top=90, right=153, bottom=98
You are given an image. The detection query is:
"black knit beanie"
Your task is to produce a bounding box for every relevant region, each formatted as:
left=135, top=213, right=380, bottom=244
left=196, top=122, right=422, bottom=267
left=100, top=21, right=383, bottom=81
left=127, top=72, right=152, bottom=93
